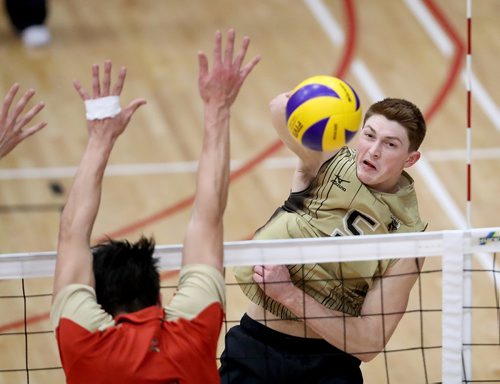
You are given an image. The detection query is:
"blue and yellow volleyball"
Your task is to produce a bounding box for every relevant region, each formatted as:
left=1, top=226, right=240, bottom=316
left=286, top=75, right=362, bottom=152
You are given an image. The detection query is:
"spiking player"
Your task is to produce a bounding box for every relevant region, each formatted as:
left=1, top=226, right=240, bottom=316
left=220, top=94, right=427, bottom=383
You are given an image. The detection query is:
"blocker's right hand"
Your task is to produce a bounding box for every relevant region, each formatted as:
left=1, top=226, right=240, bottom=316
left=197, top=29, right=260, bottom=108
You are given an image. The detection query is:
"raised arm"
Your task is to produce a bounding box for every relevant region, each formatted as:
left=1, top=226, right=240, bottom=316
left=269, top=92, right=337, bottom=191
left=182, top=29, right=260, bottom=272
left=53, top=61, right=146, bottom=299
left=0, top=83, right=46, bottom=159
left=253, top=257, right=424, bottom=361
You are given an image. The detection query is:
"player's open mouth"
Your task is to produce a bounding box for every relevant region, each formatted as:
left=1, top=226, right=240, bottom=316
left=362, top=160, right=377, bottom=170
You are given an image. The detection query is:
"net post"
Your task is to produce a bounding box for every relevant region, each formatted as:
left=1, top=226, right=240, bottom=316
left=442, top=230, right=464, bottom=383
left=462, top=237, right=473, bottom=382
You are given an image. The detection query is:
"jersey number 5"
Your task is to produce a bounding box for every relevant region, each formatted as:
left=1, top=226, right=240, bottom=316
left=331, top=209, right=380, bottom=237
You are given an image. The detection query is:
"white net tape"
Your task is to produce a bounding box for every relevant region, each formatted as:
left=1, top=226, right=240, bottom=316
left=1, top=228, right=498, bottom=278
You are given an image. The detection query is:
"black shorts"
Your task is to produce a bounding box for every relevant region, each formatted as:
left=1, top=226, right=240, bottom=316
left=219, top=314, right=363, bottom=384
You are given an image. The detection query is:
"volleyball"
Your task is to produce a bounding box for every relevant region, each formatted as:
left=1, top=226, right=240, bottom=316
left=286, top=75, right=362, bottom=152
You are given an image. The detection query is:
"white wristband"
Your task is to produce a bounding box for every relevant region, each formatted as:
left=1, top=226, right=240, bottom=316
left=84, top=96, right=122, bottom=120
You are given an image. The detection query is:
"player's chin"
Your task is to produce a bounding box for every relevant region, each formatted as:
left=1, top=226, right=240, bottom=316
left=357, top=168, right=378, bottom=186
left=357, top=163, right=373, bottom=177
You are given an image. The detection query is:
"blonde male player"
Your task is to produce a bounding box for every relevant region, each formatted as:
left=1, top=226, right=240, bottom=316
left=50, top=30, right=259, bottom=383
left=220, top=94, right=427, bottom=383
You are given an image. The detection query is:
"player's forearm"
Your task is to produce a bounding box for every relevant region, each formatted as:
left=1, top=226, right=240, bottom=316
left=181, top=103, right=229, bottom=270
left=54, top=137, right=113, bottom=297
left=59, top=136, right=114, bottom=243
left=193, top=102, right=230, bottom=223
left=279, top=285, right=393, bottom=361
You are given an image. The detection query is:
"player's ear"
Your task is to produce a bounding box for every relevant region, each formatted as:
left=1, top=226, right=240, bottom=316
left=404, top=151, right=420, bottom=168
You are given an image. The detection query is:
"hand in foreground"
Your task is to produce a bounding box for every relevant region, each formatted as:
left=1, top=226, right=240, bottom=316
left=0, top=83, right=46, bottom=159
left=253, top=264, right=295, bottom=303
left=73, top=60, right=146, bottom=140
left=269, top=91, right=292, bottom=119
left=197, top=28, right=260, bottom=108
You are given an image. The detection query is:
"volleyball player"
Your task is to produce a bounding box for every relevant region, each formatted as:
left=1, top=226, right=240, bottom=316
left=0, top=83, right=46, bottom=159
left=219, top=94, right=427, bottom=383
left=50, top=29, right=259, bottom=383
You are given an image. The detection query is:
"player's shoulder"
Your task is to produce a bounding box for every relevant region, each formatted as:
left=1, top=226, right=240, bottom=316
left=321, top=146, right=356, bottom=168
left=340, top=145, right=356, bottom=158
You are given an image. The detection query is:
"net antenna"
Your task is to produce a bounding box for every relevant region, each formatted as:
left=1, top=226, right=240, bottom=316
left=463, top=0, right=473, bottom=381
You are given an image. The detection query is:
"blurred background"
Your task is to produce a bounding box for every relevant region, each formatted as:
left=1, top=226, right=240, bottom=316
left=0, top=0, right=498, bottom=382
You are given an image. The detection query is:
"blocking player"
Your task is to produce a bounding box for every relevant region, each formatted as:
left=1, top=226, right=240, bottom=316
left=50, top=29, right=260, bottom=383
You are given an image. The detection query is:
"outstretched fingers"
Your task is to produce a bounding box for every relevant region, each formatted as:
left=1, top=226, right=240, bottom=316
left=15, top=101, right=46, bottom=131
left=1, top=83, right=20, bottom=123
left=102, top=60, right=112, bottom=96
left=74, top=61, right=127, bottom=101
left=9, top=88, right=36, bottom=126
left=73, top=80, right=90, bottom=100
left=239, top=54, right=261, bottom=82
left=232, top=35, right=250, bottom=70
left=19, top=121, right=47, bottom=140
left=197, top=29, right=261, bottom=106
left=111, top=66, right=127, bottom=96
left=223, top=30, right=260, bottom=87
left=212, top=30, right=222, bottom=67
left=123, top=98, right=147, bottom=123
left=92, top=64, right=101, bottom=98
left=233, top=34, right=260, bottom=82
left=197, top=51, right=209, bottom=80
left=224, top=28, right=236, bottom=66
left=0, top=84, right=46, bottom=158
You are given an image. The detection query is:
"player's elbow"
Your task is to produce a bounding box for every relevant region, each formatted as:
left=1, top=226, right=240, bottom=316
left=349, top=326, right=389, bottom=362
left=351, top=346, right=384, bottom=362
left=357, top=338, right=386, bottom=362
left=357, top=348, right=383, bottom=362
left=353, top=312, right=404, bottom=362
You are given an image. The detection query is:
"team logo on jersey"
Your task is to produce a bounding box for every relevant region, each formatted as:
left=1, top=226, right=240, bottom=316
left=332, top=173, right=350, bottom=191
left=387, top=215, right=401, bottom=232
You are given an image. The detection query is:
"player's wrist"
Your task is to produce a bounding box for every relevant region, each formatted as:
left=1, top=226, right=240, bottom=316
left=204, top=103, right=230, bottom=128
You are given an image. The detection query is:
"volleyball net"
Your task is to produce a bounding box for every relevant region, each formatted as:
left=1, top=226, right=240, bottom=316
left=0, top=227, right=498, bottom=383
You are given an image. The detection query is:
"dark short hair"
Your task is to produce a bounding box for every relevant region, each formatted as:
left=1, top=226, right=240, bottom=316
left=92, top=236, right=159, bottom=317
left=363, top=98, right=426, bottom=152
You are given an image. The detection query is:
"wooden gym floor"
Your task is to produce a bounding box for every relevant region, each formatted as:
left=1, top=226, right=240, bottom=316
left=0, top=0, right=498, bottom=383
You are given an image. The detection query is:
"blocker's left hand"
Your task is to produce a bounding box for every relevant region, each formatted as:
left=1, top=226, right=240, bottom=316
left=73, top=60, right=146, bottom=140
